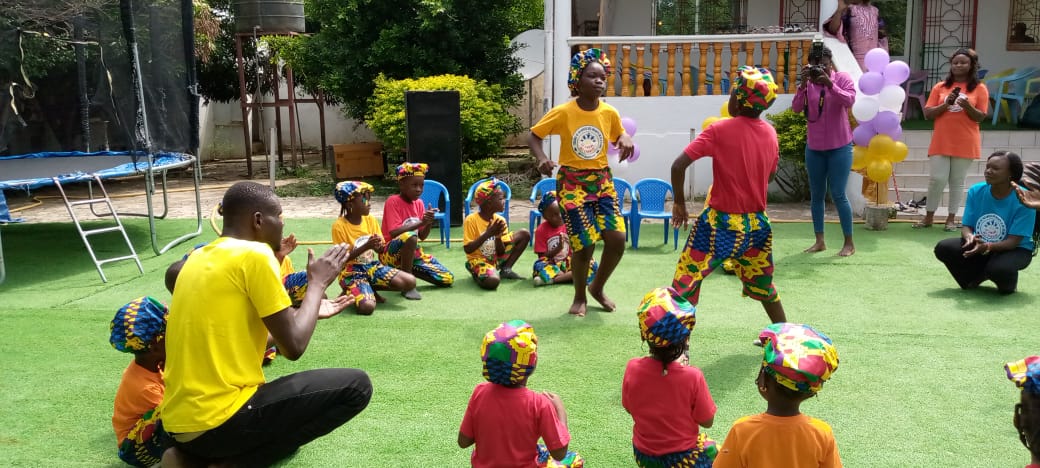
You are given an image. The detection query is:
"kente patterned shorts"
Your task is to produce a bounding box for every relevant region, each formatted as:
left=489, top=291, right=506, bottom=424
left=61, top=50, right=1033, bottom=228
left=555, top=166, right=625, bottom=252
left=380, top=231, right=454, bottom=286
left=537, top=443, right=585, bottom=468
left=532, top=255, right=598, bottom=285
left=633, top=433, right=717, bottom=468
left=671, top=207, right=779, bottom=305
left=118, top=406, right=169, bottom=467
left=338, top=261, right=401, bottom=305
left=464, top=234, right=517, bottom=281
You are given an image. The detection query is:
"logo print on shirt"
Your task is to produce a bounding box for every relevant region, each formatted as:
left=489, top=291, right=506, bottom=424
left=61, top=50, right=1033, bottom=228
left=572, top=125, right=605, bottom=160
left=975, top=213, right=1007, bottom=243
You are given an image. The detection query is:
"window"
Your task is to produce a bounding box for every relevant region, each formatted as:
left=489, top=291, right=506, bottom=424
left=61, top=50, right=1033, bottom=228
left=655, top=0, right=749, bottom=35
left=1008, top=0, right=1040, bottom=51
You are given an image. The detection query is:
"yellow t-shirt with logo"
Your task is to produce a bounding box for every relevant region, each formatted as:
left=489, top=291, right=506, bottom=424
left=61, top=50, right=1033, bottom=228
left=462, top=212, right=512, bottom=261
left=530, top=100, right=625, bottom=170
left=161, top=237, right=292, bottom=433
left=331, top=216, right=382, bottom=264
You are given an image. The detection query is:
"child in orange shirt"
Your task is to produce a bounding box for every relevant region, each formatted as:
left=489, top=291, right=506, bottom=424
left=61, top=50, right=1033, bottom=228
left=110, top=296, right=170, bottom=467
left=462, top=179, right=530, bottom=289
left=1005, top=356, right=1040, bottom=468
left=332, top=181, right=416, bottom=314
left=714, top=323, right=842, bottom=468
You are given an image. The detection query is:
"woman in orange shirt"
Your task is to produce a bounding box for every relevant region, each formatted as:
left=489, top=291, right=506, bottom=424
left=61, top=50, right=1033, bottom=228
left=915, top=48, right=989, bottom=231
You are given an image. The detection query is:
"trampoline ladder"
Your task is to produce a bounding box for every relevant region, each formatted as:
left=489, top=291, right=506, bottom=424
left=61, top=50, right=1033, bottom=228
left=53, top=175, right=144, bottom=283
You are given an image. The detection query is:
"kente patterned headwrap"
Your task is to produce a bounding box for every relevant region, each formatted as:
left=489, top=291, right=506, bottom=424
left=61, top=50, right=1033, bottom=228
left=759, top=322, right=839, bottom=394
left=282, top=271, right=309, bottom=304
left=1006, top=356, right=1040, bottom=395
left=473, top=178, right=501, bottom=208
left=732, top=66, right=778, bottom=112
left=110, top=296, right=168, bottom=354
left=334, top=181, right=374, bottom=205
left=637, top=287, right=697, bottom=348
left=568, top=48, right=612, bottom=93
left=395, top=162, right=429, bottom=180
left=481, top=319, right=538, bottom=386
left=538, top=190, right=558, bottom=214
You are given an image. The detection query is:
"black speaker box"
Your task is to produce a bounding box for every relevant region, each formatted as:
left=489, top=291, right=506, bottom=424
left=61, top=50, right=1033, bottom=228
left=405, top=91, right=463, bottom=225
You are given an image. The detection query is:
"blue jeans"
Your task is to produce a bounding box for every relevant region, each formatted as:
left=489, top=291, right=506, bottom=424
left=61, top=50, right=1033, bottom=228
left=805, top=143, right=854, bottom=236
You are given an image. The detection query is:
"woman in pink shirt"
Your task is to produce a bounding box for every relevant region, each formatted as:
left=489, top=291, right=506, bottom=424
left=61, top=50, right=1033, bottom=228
left=824, top=0, right=888, bottom=71
left=792, top=45, right=857, bottom=257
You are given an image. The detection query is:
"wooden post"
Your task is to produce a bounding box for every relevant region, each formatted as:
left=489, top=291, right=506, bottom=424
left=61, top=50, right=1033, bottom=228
left=635, top=45, right=646, bottom=96
left=666, top=44, right=676, bottom=96
left=711, top=43, right=723, bottom=95
left=776, top=41, right=788, bottom=93
left=607, top=44, right=618, bottom=97
left=621, top=45, right=632, bottom=97
left=651, top=44, right=661, bottom=96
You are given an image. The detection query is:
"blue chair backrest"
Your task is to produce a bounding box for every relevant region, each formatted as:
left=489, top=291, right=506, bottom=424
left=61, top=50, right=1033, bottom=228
left=614, top=178, right=634, bottom=209
left=1009, top=68, right=1040, bottom=96
left=634, top=178, right=673, bottom=212
left=529, top=178, right=557, bottom=203
left=421, top=180, right=449, bottom=211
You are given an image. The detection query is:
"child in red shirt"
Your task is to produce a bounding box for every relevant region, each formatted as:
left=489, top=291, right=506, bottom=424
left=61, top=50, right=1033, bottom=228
left=110, top=296, right=170, bottom=467
left=622, top=287, right=717, bottom=467
left=1005, top=356, right=1040, bottom=468
left=532, top=191, right=598, bottom=287
left=380, top=162, right=455, bottom=299
left=458, top=320, right=583, bottom=468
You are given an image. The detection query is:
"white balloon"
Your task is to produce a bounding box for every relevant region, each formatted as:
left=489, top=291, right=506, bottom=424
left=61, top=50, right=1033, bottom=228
left=820, top=0, right=838, bottom=31
left=852, top=95, right=881, bottom=122
left=878, top=85, right=907, bottom=111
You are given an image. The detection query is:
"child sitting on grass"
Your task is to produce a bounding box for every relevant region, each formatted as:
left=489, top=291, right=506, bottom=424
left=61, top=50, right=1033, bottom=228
left=714, top=322, right=841, bottom=468
left=380, top=162, right=455, bottom=299
left=463, top=179, right=530, bottom=290
left=458, top=320, right=583, bottom=468
left=332, top=181, right=417, bottom=315
left=532, top=191, right=597, bottom=287
left=622, top=287, right=717, bottom=467
left=110, top=296, right=170, bottom=467
left=1005, top=356, right=1040, bottom=468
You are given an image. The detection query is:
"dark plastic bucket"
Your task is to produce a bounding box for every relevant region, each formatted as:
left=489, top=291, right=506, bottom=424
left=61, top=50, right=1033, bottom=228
left=233, top=0, right=305, bottom=34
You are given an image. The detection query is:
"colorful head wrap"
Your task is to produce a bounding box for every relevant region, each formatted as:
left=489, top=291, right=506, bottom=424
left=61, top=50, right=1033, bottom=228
left=473, top=178, right=502, bottom=208
left=538, top=190, right=558, bottom=214
left=568, top=48, right=612, bottom=93
left=181, top=242, right=208, bottom=261
left=732, top=66, right=778, bottom=112
left=759, top=323, right=839, bottom=394
left=1006, top=356, right=1040, bottom=395
left=481, top=320, right=538, bottom=386
left=637, top=287, right=697, bottom=348
left=334, top=181, right=374, bottom=205
left=395, top=162, right=429, bottom=180
left=110, top=296, right=168, bottom=354
left=282, top=271, right=309, bottom=304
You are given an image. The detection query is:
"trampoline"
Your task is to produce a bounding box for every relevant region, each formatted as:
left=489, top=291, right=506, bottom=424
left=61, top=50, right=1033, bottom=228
left=0, top=150, right=202, bottom=283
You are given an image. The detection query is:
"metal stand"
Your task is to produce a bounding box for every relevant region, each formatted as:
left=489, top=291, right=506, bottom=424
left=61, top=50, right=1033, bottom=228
left=234, top=32, right=328, bottom=177
left=54, top=174, right=144, bottom=282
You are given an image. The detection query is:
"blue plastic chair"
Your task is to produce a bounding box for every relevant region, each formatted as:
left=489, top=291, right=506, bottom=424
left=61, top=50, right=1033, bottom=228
left=420, top=180, right=451, bottom=249
left=527, top=178, right=558, bottom=245
left=992, top=68, right=1040, bottom=125
left=987, top=67, right=1039, bottom=125
left=631, top=178, right=680, bottom=250
left=464, top=178, right=511, bottom=224
left=613, top=178, right=634, bottom=241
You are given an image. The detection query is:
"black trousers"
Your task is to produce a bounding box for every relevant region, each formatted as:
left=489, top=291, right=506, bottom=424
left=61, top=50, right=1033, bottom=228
left=934, top=237, right=1033, bottom=293
left=175, top=368, right=373, bottom=466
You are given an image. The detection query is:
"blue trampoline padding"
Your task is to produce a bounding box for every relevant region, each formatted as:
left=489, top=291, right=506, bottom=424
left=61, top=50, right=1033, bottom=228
left=0, top=151, right=194, bottom=192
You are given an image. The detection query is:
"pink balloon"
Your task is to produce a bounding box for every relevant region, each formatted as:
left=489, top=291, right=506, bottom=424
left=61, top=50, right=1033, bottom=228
left=859, top=72, right=885, bottom=95
left=622, top=117, right=638, bottom=136
left=873, top=110, right=901, bottom=136
left=883, top=60, right=911, bottom=85
left=864, top=48, right=890, bottom=73
left=626, top=143, right=641, bottom=163
left=853, top=121, right=876, bottom=147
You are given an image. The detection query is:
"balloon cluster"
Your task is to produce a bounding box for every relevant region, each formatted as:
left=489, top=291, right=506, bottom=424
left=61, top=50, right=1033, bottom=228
left=850, top=48, right=910, bottom=183
left=700, top=102, right=731, bottom=131
left=607, top=116, right=641, bottom=163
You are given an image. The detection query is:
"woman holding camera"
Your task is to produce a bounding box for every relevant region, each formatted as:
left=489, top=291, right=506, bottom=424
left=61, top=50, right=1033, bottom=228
left=793, top=45, right=858, bottom=256
left=915, top=48, right=989, bottom=231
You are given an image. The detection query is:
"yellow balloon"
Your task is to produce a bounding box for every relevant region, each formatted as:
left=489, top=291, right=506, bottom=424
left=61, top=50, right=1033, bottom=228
left=866, top=160, right=893, bottom=184
left=851, top=145, right=870, bottom=170
left=889, top=141, right=909, bottom=163
left=701, top=116, right=721, bottom=130
left=720, top=102, right=730, bottom=118
left=868, top=134, right=896, bottom=162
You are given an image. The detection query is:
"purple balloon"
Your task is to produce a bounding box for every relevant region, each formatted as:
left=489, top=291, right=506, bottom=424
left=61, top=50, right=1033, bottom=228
left=626, top=143, right=641, bottom=163
left=873, top=110, right=901, bottom=136
left=622, top=117, right=638, bottom=136
left=864, top=48, right=890, bottom=73
left=883, top=60, right=911, bottom=85
left=853, top=121, right=877, bottom=147
left=859, top=72, right=885, bottom=96
left=885, top=125, right=903, bottom=141
left=607, top=142, right=619, bottom=156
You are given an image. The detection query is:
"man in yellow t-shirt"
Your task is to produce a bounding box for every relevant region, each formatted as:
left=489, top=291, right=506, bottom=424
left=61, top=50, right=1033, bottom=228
left=160, top=182, right=372, bottom=466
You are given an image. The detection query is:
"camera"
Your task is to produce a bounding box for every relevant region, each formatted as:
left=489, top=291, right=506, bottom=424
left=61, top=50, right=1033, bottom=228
left=807, top=40, right=826, bottom=80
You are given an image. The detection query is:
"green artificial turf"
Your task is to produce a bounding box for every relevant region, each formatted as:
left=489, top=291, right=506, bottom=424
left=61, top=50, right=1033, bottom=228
left=1, top=218, right=1037, bottom=467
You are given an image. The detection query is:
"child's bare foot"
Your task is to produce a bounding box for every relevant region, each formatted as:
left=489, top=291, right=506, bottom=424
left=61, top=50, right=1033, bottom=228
left=803, top=242, right=826, bottom=253
left=837, top=244, right=855, bottom=257
left=568, top=300, right=587, bottom=317
left=402, top=288, right=422, bottom=300
left=588, top=284, right=616, bottom=311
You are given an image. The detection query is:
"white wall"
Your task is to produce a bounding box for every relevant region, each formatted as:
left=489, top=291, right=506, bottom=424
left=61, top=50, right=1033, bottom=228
left=974, top=1, right=1040, bottom=76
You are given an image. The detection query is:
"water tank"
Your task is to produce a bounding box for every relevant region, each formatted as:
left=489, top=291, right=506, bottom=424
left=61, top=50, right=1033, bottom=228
left=233, top=0, right=305, bottom=34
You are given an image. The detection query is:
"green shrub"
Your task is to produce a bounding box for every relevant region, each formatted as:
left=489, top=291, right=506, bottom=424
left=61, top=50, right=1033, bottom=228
left=366, top=74, right=521, bottom=162
left=462, top=158, right=499, bottom=190
left=766, top=109, right=810, bottom=202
